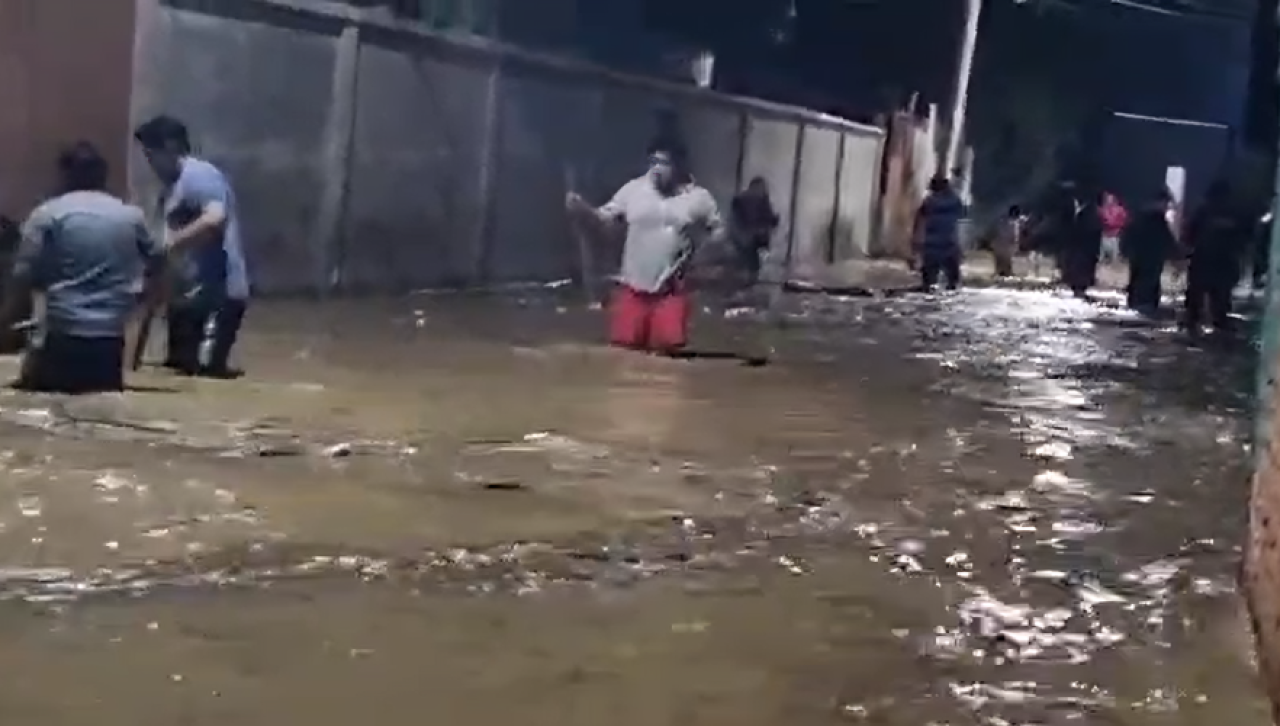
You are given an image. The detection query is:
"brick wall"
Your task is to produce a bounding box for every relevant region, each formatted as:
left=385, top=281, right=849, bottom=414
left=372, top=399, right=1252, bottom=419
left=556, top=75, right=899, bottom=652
left=0, top=0, right=137, bottom=218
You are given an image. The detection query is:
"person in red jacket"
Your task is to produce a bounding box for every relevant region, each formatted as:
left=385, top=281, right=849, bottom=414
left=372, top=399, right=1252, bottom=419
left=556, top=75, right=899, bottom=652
left=1098, top=191, right=1129, bottom=265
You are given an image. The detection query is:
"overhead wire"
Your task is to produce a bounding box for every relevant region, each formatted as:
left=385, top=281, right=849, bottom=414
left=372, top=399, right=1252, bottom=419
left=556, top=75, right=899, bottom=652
left=823, top=0, right=1253, bottom=25
left=1014, top=0, right=1253, bottom=24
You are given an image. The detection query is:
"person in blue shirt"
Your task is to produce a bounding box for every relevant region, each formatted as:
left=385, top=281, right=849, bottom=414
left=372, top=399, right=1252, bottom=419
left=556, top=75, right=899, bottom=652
left=0, top=142, right=165, bottom=393
left=913, top=175, right=967, bottom=290
left=133, top=115, right=249, bottom=377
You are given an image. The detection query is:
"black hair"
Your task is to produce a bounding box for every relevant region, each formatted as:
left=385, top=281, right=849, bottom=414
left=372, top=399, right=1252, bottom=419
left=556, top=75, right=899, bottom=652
left=1007, top=204, right=1021, bottom=217
left=57, top=141, right=109, bottom=192
left=133, top=114, right=191, bottom=153
left=647, top=138, right=688, bottom=168
left=928, top=175, right=949, bottom=193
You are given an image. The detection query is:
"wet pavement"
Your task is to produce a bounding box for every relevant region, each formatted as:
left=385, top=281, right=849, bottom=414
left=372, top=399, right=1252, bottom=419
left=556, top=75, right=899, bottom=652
left=0, top=282, right=1264, bottom=725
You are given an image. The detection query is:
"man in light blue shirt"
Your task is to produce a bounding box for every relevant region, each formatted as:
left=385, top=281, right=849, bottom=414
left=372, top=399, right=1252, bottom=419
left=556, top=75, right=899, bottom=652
left=0, top=142, right=165, bottom=392
left=133, top=115, right=249, bottom=377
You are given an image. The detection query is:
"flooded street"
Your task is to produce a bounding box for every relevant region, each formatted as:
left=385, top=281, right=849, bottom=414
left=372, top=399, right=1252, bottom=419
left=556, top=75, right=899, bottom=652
left=0, top=284, right=1264, bottom=725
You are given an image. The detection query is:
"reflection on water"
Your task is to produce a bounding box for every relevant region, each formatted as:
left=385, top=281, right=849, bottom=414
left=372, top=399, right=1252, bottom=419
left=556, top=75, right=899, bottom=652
left=0, top=286, right=1263, bottom=725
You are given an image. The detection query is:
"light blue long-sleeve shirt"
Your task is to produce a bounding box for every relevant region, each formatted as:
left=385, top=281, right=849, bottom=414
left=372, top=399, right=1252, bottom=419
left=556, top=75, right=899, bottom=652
left=163, top=157, right=249, bottom=302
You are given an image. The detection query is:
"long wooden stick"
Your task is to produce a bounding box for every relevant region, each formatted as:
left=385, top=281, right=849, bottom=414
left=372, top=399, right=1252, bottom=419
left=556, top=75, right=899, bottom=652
left=129, top=305, right=157, bottom=371
left=564, top=166, right=599, bottom=306
left=129, top=263, right=172, bottom=371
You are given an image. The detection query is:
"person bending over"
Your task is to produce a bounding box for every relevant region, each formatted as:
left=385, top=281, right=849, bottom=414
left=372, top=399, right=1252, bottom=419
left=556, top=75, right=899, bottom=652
left=0, top=142, right=164, bottom=393
left=729, top=177, right=779, bottom=289
left=134, top=115, right=249, bottom=377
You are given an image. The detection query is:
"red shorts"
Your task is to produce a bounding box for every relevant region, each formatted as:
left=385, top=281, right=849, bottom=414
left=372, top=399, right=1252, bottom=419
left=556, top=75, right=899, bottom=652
left=608, top=282, right=689, bottom=352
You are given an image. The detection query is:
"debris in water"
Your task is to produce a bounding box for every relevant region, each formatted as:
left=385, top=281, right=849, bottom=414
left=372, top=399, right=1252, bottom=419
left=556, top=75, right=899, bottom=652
left=895, top=538, right=926, bottom=555
left=776, top=555, right=806, bottom=575
left=479, top=479, right=525, bottom=491
left=250, top=442, right=306, bottom=457
left=981, top=491, right=1031, bottom=511
left=323, top=442, right=353, bottom=458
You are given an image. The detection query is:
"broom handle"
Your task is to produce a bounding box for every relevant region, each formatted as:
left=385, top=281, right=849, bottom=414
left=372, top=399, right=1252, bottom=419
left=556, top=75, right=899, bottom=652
left=564, top=166, right=599, bottom=305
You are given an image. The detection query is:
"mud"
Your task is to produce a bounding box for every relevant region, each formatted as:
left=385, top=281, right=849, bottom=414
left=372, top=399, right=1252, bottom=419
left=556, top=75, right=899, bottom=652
left=0, top=283, right=1263, bottom=725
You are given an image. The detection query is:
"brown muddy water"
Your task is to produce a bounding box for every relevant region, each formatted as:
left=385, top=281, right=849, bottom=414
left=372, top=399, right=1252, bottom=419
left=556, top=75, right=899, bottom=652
left=0, top=285, right=1263, bottom=725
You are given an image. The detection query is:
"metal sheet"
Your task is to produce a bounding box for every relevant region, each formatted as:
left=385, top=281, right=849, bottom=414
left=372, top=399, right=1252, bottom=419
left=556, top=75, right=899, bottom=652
left=836, top=132, right=884, bottom=259
left=790, top=125, right=841, bottom=272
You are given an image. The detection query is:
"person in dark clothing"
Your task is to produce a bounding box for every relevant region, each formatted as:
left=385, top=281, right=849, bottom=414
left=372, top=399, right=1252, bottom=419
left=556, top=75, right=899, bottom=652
left=1121, top=188, right=1178, bottom=314
left=729, top=177, right=779, bottom=288
left=990, top=204, right=1022, bottom=278
left=1184, top=180, right=1249, bottom=332
left=1020, top=191, right=1065, bottom=277
left=1024, top=181, right=1074, bottom=281
left=0, top=142, right=165, bottom=393
left=1057, top=184, right=1103, bottom=298
left=914, top=176, right=966, bottom=290
left=0, top=215, right=26, bottom=353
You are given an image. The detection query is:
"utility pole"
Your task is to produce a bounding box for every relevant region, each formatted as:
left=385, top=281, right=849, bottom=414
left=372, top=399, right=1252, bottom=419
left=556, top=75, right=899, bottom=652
left=944, top=0, right=983, bottom=178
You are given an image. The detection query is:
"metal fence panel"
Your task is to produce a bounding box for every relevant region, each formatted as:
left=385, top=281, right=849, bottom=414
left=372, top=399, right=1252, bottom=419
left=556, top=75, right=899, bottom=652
left=790, top=124, right=841, bottom=272
left=837, top=131, right=884, bottom=258
left=739, top=117, right=800, bottom=269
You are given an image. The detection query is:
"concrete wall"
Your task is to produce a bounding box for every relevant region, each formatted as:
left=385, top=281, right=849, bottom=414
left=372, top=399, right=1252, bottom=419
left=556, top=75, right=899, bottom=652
left=0, top=0, right=137, bottom=217
left=131, top=0, right=339, bottom=294
left=130, top=0, right=885, bottom=296
left=341, top=28, right=494, bottom=291
left=487, top=63, right=600, bottom=283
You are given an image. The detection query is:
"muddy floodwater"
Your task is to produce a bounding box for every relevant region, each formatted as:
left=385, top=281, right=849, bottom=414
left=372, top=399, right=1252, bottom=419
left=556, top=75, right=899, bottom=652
left=0, top=284, right=1264, bottom=725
